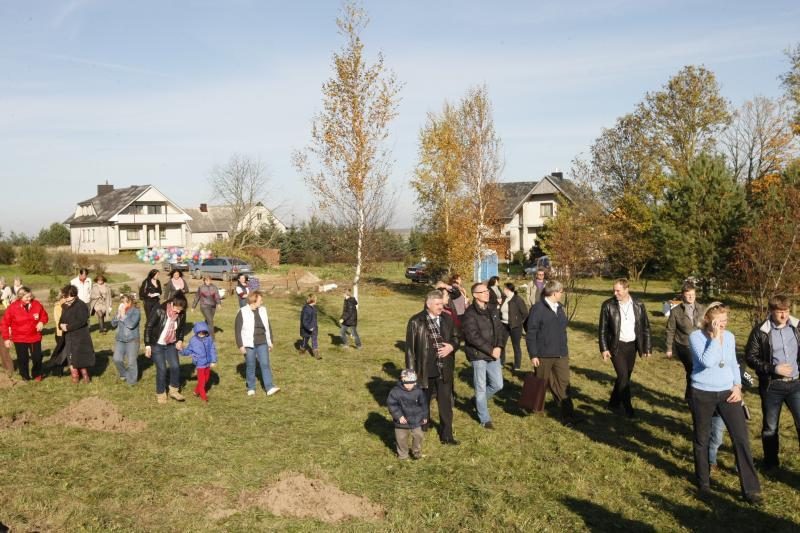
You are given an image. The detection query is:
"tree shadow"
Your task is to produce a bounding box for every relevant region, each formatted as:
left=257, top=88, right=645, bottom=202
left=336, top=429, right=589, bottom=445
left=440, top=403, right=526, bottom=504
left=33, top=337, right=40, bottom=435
left=364, top=411, right=396, bottom=453
left=568, top=319, right=598, bottom=339
left=394, top=340, right=406, bottom=354
left=643, top=491, right=799, bottom=531
left=365, top=277, right=431, bottom=297
left=562, top=496, right=657, bottom=532
left=572, top=366, right=687, bottom=414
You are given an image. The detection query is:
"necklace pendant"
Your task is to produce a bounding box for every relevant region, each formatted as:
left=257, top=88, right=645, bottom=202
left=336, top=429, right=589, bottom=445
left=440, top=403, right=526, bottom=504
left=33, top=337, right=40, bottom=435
left=719, top=362, right=725, bottom=368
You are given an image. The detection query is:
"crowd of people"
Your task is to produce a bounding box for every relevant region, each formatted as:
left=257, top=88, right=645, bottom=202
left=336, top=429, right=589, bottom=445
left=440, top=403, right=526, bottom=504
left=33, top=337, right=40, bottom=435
left=1, top=265, right=798, bottom=506
left=395, top=274, right=799, bottom=506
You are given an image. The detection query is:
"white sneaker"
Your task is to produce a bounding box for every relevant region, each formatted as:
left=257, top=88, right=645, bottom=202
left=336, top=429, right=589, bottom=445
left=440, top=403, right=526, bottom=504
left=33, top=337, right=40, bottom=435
left=266, top=387, right=281, bottom=396
left=247, top=389, right=256, bottom=397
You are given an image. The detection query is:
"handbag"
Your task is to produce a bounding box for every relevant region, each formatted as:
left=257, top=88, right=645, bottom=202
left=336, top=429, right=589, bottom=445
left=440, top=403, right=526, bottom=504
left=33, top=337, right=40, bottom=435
left=519, top=373, right=547, bottom=413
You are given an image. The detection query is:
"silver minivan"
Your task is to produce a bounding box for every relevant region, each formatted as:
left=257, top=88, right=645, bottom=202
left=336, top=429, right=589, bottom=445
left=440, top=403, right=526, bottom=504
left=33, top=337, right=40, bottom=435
left=191, top=257, right=252, bottom=281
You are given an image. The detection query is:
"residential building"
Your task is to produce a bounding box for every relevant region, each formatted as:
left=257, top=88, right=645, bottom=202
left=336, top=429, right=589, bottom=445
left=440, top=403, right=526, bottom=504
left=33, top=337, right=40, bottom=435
left=183, top=202, right=286, bottom=245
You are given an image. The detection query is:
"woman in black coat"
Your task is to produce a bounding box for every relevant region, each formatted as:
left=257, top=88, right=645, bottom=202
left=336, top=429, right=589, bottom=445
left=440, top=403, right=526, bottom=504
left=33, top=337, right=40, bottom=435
left=501, top=282, right=529, bottom=371
left=139, top=269, right=162, bottom=321
left=59, top=284, right=95, bottom=383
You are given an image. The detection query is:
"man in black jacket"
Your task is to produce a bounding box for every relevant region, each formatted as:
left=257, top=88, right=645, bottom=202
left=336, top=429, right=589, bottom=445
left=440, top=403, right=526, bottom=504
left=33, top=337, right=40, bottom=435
left=339, top=288, right=362, bottom=349
left=462, top=282, right=504, bottom=429
left=598, top=278, right=651, bottom=418
left=405, top=290, right=459, bottom=444
left=745, top=294, right=800, bottom=470
left=526, top=280, right=576, bottom=423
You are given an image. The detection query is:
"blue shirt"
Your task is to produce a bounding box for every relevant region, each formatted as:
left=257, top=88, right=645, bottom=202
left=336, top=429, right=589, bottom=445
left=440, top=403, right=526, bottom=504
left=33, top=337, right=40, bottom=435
left=770, top=322, right=799, bottom=379
left=689, top=329, right=741, bottom=392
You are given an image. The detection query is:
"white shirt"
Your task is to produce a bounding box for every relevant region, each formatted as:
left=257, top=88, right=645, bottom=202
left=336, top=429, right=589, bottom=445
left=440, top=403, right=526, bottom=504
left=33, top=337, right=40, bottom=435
left=618, top=298, right=636, bottom=342
left=71, top=277, right=92, bottom=304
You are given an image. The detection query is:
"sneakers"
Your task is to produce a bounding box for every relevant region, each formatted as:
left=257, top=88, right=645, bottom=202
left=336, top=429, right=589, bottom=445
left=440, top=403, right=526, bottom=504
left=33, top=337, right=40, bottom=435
left=266, top=387, right=281, bottom=396
left=156, top=393, right=168, bottom=404
left=481, top=421, right=495, bottom=430
left=247, top=389, right=256, bottom=397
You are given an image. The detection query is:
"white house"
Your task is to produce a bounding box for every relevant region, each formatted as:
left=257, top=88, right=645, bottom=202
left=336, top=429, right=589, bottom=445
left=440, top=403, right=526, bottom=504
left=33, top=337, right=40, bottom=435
left=496, top=172, right=580, bottom=257
left=64, top=184, right=193, bottom=255
left=183, top=202, right=286, bottom=245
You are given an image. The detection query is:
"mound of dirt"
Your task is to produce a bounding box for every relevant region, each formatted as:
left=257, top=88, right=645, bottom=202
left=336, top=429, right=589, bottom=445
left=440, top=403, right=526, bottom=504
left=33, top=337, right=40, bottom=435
left=292, top=270, right=321, bottom=286
left=0, top=372, right=22, bottom=389
left=250, top=473, right=384, bottom=523
left=45, top=397, right=146, bottom=433
left=0, top=411, right=34, bottom=430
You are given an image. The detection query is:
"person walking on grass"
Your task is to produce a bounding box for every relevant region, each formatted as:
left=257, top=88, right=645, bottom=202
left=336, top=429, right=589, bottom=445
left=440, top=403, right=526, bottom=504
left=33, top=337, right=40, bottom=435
left=387, top=369, right=428, bottom=460
left=163, top=269, right=188, bottom=302
left=526, top=280, right=577, bottom=425
left=689, top=302, right=761, bottom=504
left=181, top=321, right=217, bottom=402
left=1, top=286, right=48, bottom=381
left=89, top=274, right=112, bottom=334
left=235, top=291, right=280, bottom=397
left=598, top=278, right=651, bottom=418
left=192, top=275, right=222, bottom=338
left=44, top=287, right=68, bottom=376
left=462, top=282, right=504, bottom=430
left=527, top=268, right=546, bottom=307
left=139, top=269, right=162, bottom=322
left=405, top=289, right=459, bottom=445
left=111, top=294, right=140, bottom=385
left=666, top=281, right=705, bottom=404
left=299, top=294, right=320, bottom=359
left=339, top=288, right=361, bottom=349
left=500, top=282, right=528, bottom=371
left=0, top=277, right=13, bottom=307
left=144, top=293, right=188, bottom=404
left=745, top=294, right=800, bottom=472
left=235, top=273, right=250, bottom=308
left=70, top=268, right=92, bottom=305
left=59, top=285, right=95, bottom=384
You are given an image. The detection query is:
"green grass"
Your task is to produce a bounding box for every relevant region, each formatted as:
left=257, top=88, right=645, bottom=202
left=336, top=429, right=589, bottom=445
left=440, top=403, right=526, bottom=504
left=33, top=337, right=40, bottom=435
left=1, top=271, right=799, bottom=531
left=0, top=265, right=132, bottom=297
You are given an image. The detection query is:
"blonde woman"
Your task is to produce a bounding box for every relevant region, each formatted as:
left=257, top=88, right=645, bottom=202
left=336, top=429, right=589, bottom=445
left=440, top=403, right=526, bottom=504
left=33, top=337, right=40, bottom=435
left=111, top=295, right=141, bottom=385
left=689, top=302, right=761, bottom=504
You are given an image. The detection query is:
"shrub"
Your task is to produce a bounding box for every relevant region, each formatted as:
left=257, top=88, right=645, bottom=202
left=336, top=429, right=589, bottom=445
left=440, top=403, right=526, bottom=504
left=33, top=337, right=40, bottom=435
left=75, top=254, right=91, bottom=270
left=49, top=288, right=59, bottom=303
left=50, top=250, right=76, bottom=276
left=119, top=284, right=132, bottom=297
left=513, top=251, right=526, bottom=266
left=92, top=261, right=108, bottom=279
left=0, top=243, right=15, bottom=265
left=19, top=245, right=50, bottom=275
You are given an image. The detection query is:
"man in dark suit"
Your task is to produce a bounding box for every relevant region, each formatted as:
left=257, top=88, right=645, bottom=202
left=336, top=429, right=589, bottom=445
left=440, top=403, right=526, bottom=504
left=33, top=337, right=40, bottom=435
left=406, top=290, right=459, bottom=445
left=665, top=281, right=704, bottom=403
left=599, top=278, right=651, bottom=418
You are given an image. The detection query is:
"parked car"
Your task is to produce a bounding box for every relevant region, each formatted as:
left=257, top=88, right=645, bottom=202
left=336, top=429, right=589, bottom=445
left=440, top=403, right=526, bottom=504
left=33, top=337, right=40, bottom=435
left=162, top=259, right=192, bottom=273
left=191, top=257, right=252, bottom=281
left=405, top=262, right=444, bottom=283
left=524, top=255, right=552, bottom=276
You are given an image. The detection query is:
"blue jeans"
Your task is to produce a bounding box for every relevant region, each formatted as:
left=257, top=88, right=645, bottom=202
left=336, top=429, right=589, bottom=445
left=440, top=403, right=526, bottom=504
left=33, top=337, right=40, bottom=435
left=151, top=343, right=180, bottom=394
left=301, top=332, right=318, bottom=350
left=472, top=358, right=503, bottom=424
left=760, top=379, right=800, bottom=467
left=114, top=340, right=139, bottom=385
left=708, top=413, right=726, bottom=465
left=245, top=343, right=274, bottom=391
left=340, top=325, right=361, bottom=347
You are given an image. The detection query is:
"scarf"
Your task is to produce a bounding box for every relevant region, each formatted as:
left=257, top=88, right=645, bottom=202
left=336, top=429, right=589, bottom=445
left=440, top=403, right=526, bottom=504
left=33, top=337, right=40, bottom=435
left=163, top=303, right=179, bottom=344
left=426, top=314, right=445, bottom=371
left=172, top=278, right=185, bottom=291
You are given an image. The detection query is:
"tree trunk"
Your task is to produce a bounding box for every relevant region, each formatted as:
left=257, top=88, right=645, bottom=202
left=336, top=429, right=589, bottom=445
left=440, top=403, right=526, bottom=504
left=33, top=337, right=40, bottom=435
left=353, top=203, right=365, bottom=301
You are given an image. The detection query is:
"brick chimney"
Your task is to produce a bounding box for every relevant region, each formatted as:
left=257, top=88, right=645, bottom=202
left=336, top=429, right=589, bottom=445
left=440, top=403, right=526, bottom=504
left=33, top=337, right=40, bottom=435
left=550, top=170, right=564, bottom=180
left=200, top=203, right=208, bottom=212
left=97, top=182, right=114, bottom=196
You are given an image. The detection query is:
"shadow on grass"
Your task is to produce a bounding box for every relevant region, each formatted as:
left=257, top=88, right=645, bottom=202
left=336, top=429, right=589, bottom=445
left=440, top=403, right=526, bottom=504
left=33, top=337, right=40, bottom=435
left=364, top=411, right=396, bottom=453
left=562, top=496, right=656, bottom=532
left=572, top=366, right=687, bottom=415
left=92, top=349, right=112, bottom=377
left=365, top=277, right=431, bottom=298
left=394, top=340, right=406, bottom=354
left=642, top=491, right=798, bottom=531
left=365, top=361, right=402, bottom=408
left=328, top=333, right=344, bottom=347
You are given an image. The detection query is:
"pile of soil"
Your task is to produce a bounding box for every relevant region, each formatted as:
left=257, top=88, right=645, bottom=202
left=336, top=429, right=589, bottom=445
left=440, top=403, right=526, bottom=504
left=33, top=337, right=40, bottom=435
left=249, top=473, right=384, bottom=523
left=292, top=270, right=321, bottom=286
left=44, top=397, right=146, bottom=433
left=0, top=411, right=34, bottom=430
left=0, top=372, right=21, bottom=389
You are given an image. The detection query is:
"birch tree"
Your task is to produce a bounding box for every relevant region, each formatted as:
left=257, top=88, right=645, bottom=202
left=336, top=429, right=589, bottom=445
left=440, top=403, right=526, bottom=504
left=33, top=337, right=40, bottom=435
left=209, top=153, right=269, bottom=247
left=459, top=85, right=503, bottom=279
left=293, top=2, right=400, bottom=299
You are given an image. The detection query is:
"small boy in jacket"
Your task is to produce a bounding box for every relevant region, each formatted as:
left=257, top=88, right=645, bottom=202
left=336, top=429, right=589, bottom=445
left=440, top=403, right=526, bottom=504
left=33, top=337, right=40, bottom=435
left=181, top=322, right=218, bottom=401
left=387, top=369, right=428, bottom=460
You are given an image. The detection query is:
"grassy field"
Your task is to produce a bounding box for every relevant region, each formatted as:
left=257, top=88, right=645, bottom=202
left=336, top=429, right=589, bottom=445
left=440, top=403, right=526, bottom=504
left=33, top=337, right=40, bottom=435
left=0, top=265, right=132, bottom=297
left=1, top=265, right=799, bottom=532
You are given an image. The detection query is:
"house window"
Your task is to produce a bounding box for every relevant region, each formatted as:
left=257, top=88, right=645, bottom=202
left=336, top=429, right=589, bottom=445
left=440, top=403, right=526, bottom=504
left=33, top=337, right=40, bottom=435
left=147, top=205, right=163, bottom=215
left=527, top=227, right=537, bottom=234
left=123, top=205, right=143, bottom=215
left=159, top=229, right=167, bottom=240
left=216, top=233, right=224, bottom=241
left=127, top=229, right=140, bottom=240
left=540, top=203, right=554, bottom=218
left=91, top=229, right=95, bottom=242
left=257, top=213, right=262, bottom=221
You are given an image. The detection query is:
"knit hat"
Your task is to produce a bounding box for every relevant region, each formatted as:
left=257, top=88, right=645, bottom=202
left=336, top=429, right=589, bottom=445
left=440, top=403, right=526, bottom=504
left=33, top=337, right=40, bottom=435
left=400, top=369, right=418, bottom=384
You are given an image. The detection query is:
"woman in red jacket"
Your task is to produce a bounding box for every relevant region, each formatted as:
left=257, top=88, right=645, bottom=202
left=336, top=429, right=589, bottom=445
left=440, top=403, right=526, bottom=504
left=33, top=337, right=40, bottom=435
left=1, top=286, right=49, bottom=381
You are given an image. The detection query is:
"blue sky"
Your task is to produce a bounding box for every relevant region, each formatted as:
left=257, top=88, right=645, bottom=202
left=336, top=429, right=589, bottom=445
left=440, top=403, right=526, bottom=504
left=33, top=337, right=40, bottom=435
left=1, top=0, right=797, bottom=234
